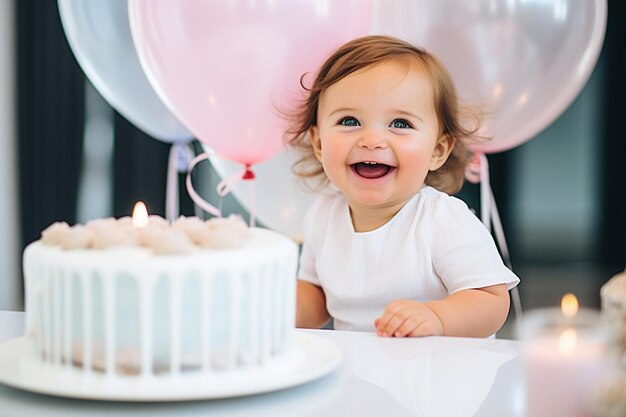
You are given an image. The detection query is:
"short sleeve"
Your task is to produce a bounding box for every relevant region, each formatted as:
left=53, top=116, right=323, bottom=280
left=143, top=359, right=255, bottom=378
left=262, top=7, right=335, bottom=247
left=430, top=196, right=520, bottom=294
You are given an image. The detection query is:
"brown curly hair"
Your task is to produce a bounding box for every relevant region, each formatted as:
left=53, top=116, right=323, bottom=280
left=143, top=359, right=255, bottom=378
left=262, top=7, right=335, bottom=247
left=284, top=35, right=488, bottom=195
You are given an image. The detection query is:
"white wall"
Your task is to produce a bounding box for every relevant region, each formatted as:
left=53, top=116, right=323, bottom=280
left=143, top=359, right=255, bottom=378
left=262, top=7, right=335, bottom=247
left=0, top=0, right=20, bottom=310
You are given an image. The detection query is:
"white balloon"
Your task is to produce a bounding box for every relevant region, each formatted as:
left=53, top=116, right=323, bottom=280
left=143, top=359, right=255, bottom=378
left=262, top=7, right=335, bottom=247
left=58, top=0, right=192, bottom=143
left=373, top=0, right=607, bottom=153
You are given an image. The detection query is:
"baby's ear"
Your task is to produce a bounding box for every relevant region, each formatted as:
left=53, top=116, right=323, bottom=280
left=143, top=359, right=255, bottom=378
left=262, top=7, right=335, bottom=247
left=429, top=134, right=454, bottom=171
left=310, top=126, right=323, bottom=162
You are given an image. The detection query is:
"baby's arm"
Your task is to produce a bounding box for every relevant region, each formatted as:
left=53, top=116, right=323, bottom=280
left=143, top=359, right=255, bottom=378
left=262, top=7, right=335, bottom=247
left=375, top=284, right=510, bottom=338
left=296, top=280, right=331, bottom=329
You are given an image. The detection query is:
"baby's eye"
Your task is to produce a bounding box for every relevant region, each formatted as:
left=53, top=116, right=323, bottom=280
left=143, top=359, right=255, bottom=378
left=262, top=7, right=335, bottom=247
left=337, top=117, right=360, bottom=127
left=390, top=118, right=413, bottom=129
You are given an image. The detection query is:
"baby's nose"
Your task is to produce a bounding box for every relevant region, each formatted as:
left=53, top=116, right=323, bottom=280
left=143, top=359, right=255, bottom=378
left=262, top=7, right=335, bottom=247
left=357, top=129, right=387, bottom=149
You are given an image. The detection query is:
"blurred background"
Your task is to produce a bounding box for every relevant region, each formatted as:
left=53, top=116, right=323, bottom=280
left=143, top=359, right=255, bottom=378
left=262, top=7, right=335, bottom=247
left=0, top=1, right=623, bottom=338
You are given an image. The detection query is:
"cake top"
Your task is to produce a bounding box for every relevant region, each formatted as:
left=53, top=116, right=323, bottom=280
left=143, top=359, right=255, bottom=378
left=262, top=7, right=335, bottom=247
left=600, top=269, right=626, bottom=303
left=40, top=215, right=252, bottom=255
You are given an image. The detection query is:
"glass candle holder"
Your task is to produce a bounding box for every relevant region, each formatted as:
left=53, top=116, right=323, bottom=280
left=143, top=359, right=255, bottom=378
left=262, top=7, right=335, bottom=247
left=521, top=301, right=608, bottom=417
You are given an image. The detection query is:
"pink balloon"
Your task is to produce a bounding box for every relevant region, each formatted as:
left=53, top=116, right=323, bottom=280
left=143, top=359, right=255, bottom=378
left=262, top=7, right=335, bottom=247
left=129, top=0, right=371, bottom=165
left=374, top=0, right=607, bottom=153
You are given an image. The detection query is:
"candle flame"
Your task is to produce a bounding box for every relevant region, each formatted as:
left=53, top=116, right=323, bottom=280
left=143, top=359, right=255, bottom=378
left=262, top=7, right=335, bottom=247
left=132, top=201, right=149, bottom=228
left=561, top=293, right=579, bottom=318
left=559, top=328, right=577, bottom=354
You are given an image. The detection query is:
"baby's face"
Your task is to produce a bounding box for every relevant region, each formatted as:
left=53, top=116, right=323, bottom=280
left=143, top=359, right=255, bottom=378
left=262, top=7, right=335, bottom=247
left=311, top=59, right=450, bottom=212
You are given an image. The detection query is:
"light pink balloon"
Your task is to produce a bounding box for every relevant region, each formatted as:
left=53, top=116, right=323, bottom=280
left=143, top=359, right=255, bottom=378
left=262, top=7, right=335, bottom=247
left=129, top=0, right=371, bottom=165
left=374, top=0, right=607, bottom=153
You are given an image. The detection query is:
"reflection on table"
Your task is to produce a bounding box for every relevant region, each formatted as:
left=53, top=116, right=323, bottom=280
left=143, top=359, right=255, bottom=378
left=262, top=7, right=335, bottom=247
left=0, top=311, right=523, bottom=417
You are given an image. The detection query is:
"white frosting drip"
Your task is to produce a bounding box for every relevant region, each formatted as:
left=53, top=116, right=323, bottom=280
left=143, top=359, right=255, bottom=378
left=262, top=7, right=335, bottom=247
left=170, top=276, right=182, bottom=375
left=63, top=271, right=72, bottom=368
left=103, top=273, right=115, bottom=375
left=82, top=274, right=93, bottom=374
left=200, top=275, right=211, bottom=372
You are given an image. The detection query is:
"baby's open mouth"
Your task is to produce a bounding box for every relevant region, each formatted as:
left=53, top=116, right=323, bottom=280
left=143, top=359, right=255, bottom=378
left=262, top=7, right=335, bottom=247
left=351, top=162, right=395, bottom=179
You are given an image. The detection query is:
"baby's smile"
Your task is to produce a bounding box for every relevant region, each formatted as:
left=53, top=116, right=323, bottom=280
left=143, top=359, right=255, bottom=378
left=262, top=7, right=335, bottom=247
left=350, top=161, right=396, bottom=179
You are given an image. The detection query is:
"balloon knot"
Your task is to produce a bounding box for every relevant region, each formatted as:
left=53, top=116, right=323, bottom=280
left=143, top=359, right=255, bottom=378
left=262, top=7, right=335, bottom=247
left=242, top=164, right=256, bottom=180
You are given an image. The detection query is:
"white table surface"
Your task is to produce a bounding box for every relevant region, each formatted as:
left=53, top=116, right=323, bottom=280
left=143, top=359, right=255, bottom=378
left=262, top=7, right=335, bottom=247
left=0, top=310, right=524, bottom=416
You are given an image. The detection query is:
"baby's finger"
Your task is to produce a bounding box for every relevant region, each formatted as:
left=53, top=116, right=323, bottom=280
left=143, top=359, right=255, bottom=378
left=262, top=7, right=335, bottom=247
left=393, top=316, right=423, bottom=337
left=375, top=314, right=392, bottom=335
left=379, top=309, right=410, bottom=337
left=376, top=302, right=408, bottom=333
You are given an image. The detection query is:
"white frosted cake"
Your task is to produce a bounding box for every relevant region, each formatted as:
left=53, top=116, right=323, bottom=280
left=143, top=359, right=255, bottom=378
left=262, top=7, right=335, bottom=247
left=22, top=214, right=299, bottom=381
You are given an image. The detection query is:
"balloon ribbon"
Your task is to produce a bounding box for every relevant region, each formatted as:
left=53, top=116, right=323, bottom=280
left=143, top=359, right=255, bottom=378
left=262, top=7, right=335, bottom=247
left=166, top=142, right=194, bottom=223
left=468, top=153, right=524, bottom=337
left=186, top=153, right=256, bottom=226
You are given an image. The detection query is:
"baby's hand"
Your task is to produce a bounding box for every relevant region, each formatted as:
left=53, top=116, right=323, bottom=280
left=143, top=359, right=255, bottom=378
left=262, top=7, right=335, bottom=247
left=374, top=300, right=443, bottom=337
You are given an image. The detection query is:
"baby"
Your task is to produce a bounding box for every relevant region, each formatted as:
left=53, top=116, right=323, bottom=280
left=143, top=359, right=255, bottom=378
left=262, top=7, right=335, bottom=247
left=287, top=35, right=519, bottom=338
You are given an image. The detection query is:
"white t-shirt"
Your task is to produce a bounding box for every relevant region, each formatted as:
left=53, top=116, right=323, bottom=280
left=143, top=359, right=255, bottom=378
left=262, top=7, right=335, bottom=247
left=298, top=186, right=520, bottom=332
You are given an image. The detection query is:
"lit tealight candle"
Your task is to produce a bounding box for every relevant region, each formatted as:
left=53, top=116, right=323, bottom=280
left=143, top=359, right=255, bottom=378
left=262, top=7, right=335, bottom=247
left=132, top=201, right=149, bottom=228
left=562, top=292, right=579, bottom=318
left=522, top=294, right=607, bottom=417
